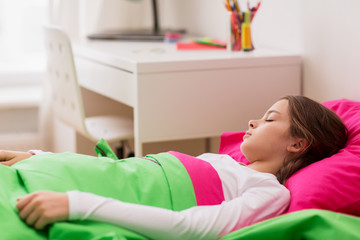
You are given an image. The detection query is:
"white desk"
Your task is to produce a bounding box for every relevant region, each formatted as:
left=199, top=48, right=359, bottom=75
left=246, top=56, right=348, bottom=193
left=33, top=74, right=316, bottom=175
left=73, top=40, right=301, bottom=156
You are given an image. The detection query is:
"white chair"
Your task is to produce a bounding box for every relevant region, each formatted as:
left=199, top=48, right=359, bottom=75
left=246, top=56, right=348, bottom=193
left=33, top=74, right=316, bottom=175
left=43, top=26, right=134, bottom=156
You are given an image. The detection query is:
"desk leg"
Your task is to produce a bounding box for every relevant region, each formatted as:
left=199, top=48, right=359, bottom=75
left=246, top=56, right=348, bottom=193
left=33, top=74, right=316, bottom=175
left=134, top=111, right=143, bottom=157
left=134, top=140, right=143, bottom=157
left=205, top=138, right=211, bottom=153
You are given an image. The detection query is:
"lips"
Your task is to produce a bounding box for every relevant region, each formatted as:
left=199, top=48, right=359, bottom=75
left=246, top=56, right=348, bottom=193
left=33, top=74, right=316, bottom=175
left=243, top=131, right=252, bottom=139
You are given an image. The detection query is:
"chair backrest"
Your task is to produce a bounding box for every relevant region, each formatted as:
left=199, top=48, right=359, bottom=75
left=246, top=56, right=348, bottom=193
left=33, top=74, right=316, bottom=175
left=44, top=26, right=88, bottom=137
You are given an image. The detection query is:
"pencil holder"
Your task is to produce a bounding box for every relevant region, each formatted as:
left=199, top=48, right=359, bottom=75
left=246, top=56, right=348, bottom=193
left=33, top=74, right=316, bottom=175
left=227, top=11, right=242, bottom=51
left=241, top=11, right=252, bottom=51
left=225, top=1, right=260, bottom=52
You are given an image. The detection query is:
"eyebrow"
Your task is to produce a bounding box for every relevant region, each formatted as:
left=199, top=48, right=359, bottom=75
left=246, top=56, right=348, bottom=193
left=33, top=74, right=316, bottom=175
left=262, top=110, right=281, bottom=119
left=266, top=110, right=281, bottom=115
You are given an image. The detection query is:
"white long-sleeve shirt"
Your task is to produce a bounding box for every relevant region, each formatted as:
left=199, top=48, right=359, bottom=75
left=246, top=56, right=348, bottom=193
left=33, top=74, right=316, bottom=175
left=67, top=153, right=290, bottom=240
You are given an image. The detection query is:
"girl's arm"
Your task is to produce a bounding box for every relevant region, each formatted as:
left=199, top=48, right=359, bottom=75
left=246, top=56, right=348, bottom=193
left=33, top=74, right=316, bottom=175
left=16, top=179, right=289, bottom=239
left=0, top=150, right=50, bottom=166
left=0, top=150, right=33, bottom=166
left=68, top=179, right=289, bottom=240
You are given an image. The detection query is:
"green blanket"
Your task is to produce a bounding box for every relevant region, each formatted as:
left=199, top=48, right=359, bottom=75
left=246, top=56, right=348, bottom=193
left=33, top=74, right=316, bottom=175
left=1, top=145, right=360, bottom=239
left=1, top=152, right=196, bottom=240
left=221, top=209, right=360, bottom=240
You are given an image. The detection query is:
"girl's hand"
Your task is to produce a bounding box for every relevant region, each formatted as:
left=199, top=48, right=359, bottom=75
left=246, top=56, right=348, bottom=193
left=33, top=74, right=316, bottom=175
left=0, top=150, right=33, bottom=166
left=16, top=191, right=69, bottom=230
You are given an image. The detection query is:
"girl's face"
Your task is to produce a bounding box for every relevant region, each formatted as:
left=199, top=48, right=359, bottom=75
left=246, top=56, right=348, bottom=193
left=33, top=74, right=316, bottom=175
left=240, top=99, right=293, bottom=165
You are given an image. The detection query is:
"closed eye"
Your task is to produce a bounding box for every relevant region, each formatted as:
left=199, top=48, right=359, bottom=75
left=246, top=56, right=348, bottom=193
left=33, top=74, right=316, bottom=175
left=265, top=119, right=274, bottom=122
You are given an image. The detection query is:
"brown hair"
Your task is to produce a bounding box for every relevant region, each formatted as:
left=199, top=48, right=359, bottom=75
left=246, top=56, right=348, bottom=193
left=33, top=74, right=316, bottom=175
left=276, top=96, right=348, bottom=184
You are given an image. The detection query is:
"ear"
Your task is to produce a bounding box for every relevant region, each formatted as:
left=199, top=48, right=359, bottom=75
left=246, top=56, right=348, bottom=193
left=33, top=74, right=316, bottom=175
left=287, top=138, right=309, bottom=153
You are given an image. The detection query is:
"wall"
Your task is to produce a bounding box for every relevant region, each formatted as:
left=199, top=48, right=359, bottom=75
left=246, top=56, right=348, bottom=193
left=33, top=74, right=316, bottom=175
left=54, top=0, right=195, bottom=40
left=179, top=0, right=360, bottom=102
left=302, top=0, right=360, bottom=102
left=51, top=0, right=360, bottom=103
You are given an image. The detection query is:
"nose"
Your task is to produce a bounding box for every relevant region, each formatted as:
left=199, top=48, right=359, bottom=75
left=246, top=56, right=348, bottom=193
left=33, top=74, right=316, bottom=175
left=248, top=120, right=256, bottom=128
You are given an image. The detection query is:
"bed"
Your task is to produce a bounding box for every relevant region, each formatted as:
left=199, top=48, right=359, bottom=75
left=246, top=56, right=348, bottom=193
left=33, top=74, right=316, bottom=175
left=1, top=98, right=359, bottom=239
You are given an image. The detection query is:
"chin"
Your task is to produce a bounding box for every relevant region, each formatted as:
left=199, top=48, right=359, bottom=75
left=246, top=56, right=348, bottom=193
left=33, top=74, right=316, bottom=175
left=240, top=141, right=249, bottom=153
left=240, top=145, right=249, bottom=162
left=240, top=143, right=245, bottom=154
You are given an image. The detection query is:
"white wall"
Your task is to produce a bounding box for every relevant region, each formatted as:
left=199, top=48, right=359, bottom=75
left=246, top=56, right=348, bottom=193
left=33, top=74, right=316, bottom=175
left=302, top=0, right=360, bottom=102
left=51, top=0, right=360, bottom=103
left=172, top=0, right=304, bottom=53
left=177, top=0, right=360, bottom=102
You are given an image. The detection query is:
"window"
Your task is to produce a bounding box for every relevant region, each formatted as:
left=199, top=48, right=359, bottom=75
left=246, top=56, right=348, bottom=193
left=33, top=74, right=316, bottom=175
left=0, top=0, right=48, bottom=84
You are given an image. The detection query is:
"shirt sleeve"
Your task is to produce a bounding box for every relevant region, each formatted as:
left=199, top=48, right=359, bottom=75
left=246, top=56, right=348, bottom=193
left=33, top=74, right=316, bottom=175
left=28, top=150, right=52, bottom=155
left=67, top=179, right=290, bottom=240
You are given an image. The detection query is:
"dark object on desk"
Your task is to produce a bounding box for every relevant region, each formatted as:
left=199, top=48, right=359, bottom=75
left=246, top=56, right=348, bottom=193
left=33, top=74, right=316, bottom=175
left=87, top=0, right=185, bottom=41
left=87, top=29, right=185, bottom=41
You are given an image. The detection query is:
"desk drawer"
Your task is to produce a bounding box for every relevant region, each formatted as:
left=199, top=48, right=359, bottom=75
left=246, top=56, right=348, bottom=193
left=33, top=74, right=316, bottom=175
left=75, top=57, right=135, bottom=107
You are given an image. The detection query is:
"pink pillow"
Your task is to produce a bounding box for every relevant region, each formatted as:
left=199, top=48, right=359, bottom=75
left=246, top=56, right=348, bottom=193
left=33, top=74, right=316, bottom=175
left=218, top=99, right=360, bottom=216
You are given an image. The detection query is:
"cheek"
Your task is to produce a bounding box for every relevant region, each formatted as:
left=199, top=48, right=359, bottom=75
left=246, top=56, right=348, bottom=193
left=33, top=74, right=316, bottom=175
left=240, top=131, right=290, bottom=162
left=266, top=130, right=291, bottom=150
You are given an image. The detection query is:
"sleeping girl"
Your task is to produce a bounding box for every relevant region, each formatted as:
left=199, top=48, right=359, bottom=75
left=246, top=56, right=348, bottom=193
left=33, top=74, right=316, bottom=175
left=0, top=95, right=348, bottom=240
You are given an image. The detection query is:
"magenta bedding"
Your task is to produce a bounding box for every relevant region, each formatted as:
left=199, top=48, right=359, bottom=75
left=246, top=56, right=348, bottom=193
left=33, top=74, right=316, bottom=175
left=218, top=99, right=360, bottom=216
